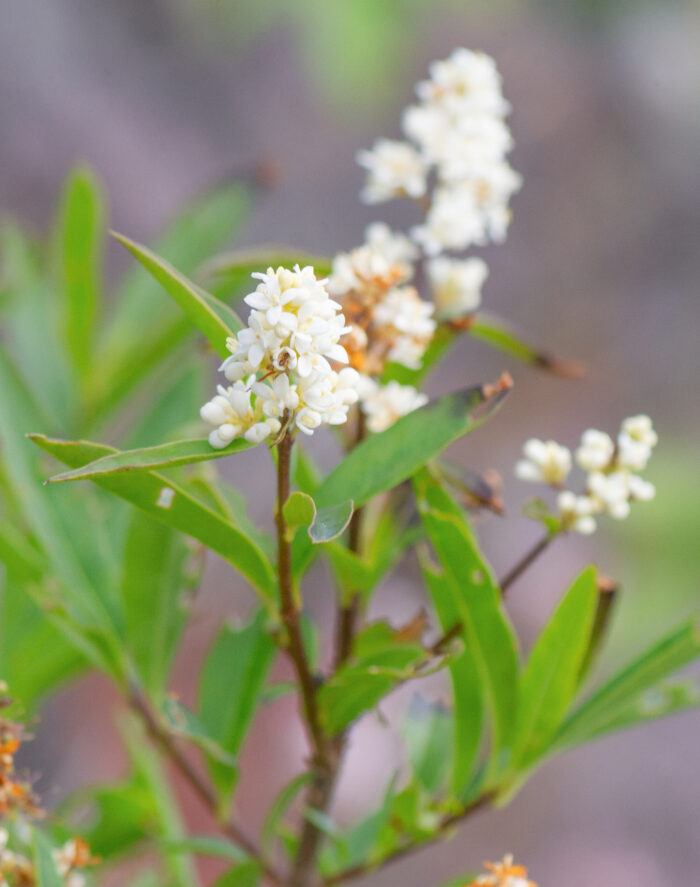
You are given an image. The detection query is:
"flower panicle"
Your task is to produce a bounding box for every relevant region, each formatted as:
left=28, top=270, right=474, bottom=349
left=515, top=415, right=659, bottom=534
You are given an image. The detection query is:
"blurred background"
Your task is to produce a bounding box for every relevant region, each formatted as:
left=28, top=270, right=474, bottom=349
left=2, top=1, right=700, bottom=885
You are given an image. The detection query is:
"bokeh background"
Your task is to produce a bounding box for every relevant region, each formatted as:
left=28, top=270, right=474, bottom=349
left=3, top=1, right=700, bottom=885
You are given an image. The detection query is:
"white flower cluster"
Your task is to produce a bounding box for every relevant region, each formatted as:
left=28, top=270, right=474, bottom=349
left=515, top=415, right=658, bottom=534
left=372, top=286, right=437, bottom=369
left=426, top=255, right=488, bottom=318
left=357, top=377, right=428, bottom=434
left=328, top=224, right=436, bottom=375
left=201, top=265, right=361, bottom=448
left=328, top=223, right=417, bottom=298
left=358, top=48, right=521, bottom=257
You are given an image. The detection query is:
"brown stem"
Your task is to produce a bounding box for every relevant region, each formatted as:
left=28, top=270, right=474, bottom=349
left=499, top=533, right=554, bottom=595
left=291, top=412, right=368, bottom=887
left=276, top=431, right=337, bottom=887
left=334, top=411, right=367, bottom=668
left=276, top=431, right=326, bottom=758
left=323, top=792, right=494, bottom=886
left=128, top=688, right=283, bottom=886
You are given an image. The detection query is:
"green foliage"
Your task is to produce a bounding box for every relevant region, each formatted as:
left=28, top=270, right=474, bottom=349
left=2, top=164, right=698, bottom=887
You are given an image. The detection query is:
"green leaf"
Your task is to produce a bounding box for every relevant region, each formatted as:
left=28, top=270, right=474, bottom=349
left=102, top=175, right=254, bottom=358
left=284, top=492, right=354, bottom=543
left=58, top=167, right=104, bottom=376
left=32, top=830, right=63, bottom=887
left=160, top=698, right=238, bottom=768
left=201, top=247, right=332, bottom=302
left=315, top=379, right=511, bottom=510
left=469, top=313, right=583, bottom=376
left=199, top=610, right=276, bottom=797
left=402, top=697, right=453, bottom=794
left=121, top=717, right=199, bottom=887
left=262, top=773, right=312, bottom=853
left=214, top=862, right=261, bottom=887
left=419, top=555, right=483, bottom=796
left=29, top=435, right=277, bottom=602
left=45, top=438, right=252, bottom=484
left=163, top=836, right=248, bottom=864
left=112, top=232, right=243, bottom=358
left=121, top=511, right=198, bottom=697
left=0, top=580, right=85, bottom=709
left=414, top=468, right=519, bottom=782
left=318, top=622, right=427, bottom=735
left=512, top=566, right=598, bottom=769
left=553, top=618, right=700, bottom=752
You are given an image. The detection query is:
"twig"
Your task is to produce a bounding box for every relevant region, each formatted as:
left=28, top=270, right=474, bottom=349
left=323, top=792, right=494, bottom=885
left=499, top=533, right=554, bottom=595
left=277, top=431, right=339, bottom=887
left=334, top=411, right=367, bottom=668
left=128, top=688, right=283, bottom=886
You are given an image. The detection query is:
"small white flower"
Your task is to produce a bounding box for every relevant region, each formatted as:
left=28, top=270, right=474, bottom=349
left=357, top=139, right=428, bottom=204
left=557, top=490, right=599, bottom=535
left=359, top=378, right=428, bottom=433
left=515, top=439, right=572, bottom=486
left=373, top=286, right=436, bottom=369
left=411, top=183, right=486, bottom=255
left=426, top=256, right=488, bottom=317
left=620, top=414, right=658, bottom=448
left=415, top=48, right=511, bottom=117
left=295, top=406, right=323, bottom=435
left=628, top=474, right=656, bottom=502
left=575, top=429, right=615, bottom=472
left=616, top=435, right=652, bottom=471
left=588, top=471, right=632, bottom=520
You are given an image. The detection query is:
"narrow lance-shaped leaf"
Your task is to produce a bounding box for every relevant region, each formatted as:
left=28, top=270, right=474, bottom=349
left=29, top=435, right=276, bottom=603
left=121, top=510, right=198, bottom=698
left=58, top=167, right=104, bottom=376
left=112, top=232, right=243, bottom=359
left=199, top=609, right=276, bottom=797
left=552, top=618, right=700, bottom=752
left=414, top=468, right=519, bottom=782
left=44, top=438, right=253, bottom=484
left=511, top=566, right=598, bottom=770
left=315, top=376, right=512, bottom=510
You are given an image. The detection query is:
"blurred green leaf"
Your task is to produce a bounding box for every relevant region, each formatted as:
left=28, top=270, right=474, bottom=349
left=420, top=552, right=483, bottom=797
left=512, top=566, right=598, bottom=769
left=199, top=609, right=276, bottom=797
left=213, top=862, right=261, bottom=887
left=29, top=435, right=277, bottom=602
left=112, top=233, right=243, bottom=358
left=32, top=830, right=63, bottom=887
left=414, top=468, right=519, bottom=784
left=46, top=438, right=253, bottom=484
left=121, top=717, right=199, bottom=887
left=121, top=511, right=198, bottom=698
left=318, top=622, right=427, bottom=735
left=553, top=618, right=700, bottom=752
left=402, top=697, right=453, bottom=794
left=262, top=773, right=312, bottom=854
left=160, top=697, right=238, bottom=768
left=315, top=381, right=510, bottom=510
left=163, top=835, right=248, bottom=863
left=58, top=167, right=104, bottom=376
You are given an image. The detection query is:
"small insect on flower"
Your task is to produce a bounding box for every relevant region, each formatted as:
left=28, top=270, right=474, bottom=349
left=515, top=438, right=572, bottom=486
left=466, top=853, right=537, bottom=887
